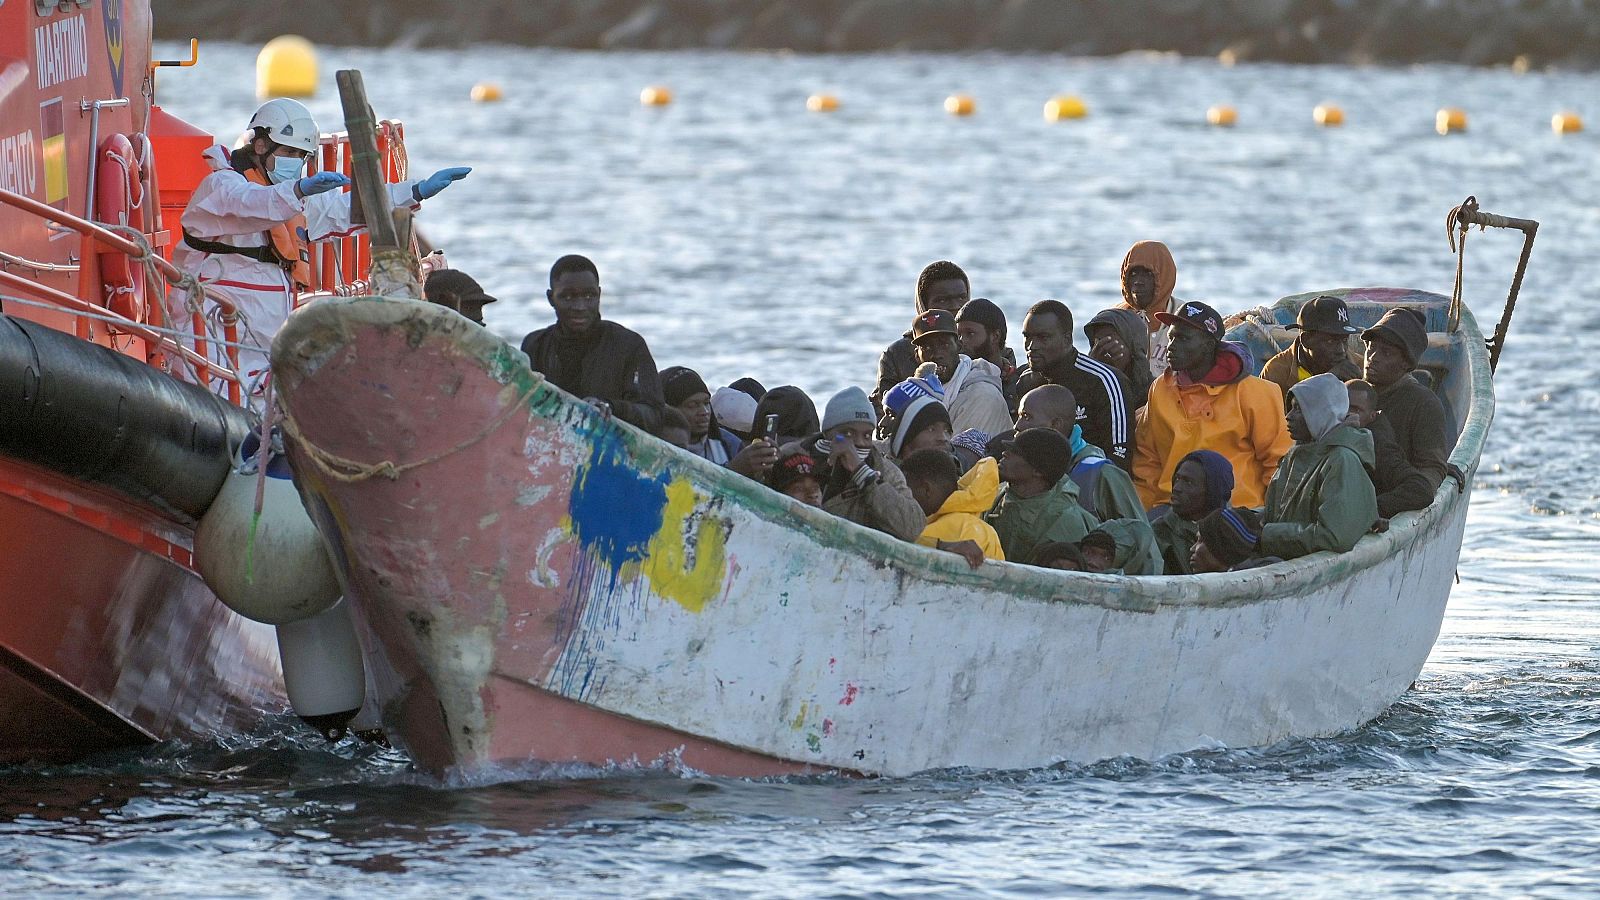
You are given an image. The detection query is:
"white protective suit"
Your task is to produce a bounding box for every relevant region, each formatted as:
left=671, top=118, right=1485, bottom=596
left=169, top=144, right=420, bottom=394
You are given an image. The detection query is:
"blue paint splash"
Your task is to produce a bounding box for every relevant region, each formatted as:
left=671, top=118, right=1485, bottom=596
left=566, top=431, right=670, bottom=573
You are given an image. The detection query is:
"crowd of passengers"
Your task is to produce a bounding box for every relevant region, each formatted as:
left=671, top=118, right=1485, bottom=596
left=427, top=242, right=1455, bottom=575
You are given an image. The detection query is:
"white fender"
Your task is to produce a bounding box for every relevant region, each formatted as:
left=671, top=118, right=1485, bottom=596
left=277, top=597, right=366, bottom=739
left=195, top=435, right=341, bottom=625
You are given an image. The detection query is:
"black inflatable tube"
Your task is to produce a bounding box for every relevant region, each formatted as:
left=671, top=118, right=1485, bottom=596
left=0, top=315, right=252, bottom=521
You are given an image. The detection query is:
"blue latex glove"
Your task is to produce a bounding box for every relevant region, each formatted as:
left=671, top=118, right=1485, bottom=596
left=297, top=172, right=351, bottom=197
left=413, top=166, right=471, bottom=201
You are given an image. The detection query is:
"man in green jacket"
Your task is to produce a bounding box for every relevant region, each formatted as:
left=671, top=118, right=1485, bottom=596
left=985, top=428, right=1098, bottom=565
left=1258, top=373, right=1379, bottom=559
left=1013, top=385, right=1146, bottom=523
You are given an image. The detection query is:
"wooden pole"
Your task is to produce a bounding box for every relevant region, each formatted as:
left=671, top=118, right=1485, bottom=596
left=335, top=69, right=418, bottom=298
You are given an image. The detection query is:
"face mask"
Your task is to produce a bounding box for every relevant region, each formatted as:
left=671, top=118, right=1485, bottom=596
left=268, top=155, right=305, bottom=185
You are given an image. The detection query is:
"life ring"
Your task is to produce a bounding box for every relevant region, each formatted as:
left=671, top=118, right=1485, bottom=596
left=95, top=133, right=146, bottom=322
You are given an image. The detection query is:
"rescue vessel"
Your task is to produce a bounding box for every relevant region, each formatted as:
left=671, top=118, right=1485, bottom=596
left=0, top=1, right=409, bottom=761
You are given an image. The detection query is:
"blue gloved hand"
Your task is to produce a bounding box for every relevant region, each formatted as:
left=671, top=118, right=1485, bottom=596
left=413, top=166, right=471, bottom=201
left=297, top=172, right=351, bottom=197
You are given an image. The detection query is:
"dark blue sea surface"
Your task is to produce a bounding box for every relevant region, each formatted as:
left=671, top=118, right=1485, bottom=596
left=3, top=44, right=1599, bottom=896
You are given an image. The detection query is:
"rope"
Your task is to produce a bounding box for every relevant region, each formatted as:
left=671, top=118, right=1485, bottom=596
left=243, top=373, right=275, bottom=585
left=0, top=292, right=268, bottom=354
left=1445, top=201, right=1470, bottom=333
left=280, top=374, right=544, bottom=482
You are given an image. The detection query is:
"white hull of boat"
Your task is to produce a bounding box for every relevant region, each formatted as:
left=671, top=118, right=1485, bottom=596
left=272, top=288, right=1490, bottom=777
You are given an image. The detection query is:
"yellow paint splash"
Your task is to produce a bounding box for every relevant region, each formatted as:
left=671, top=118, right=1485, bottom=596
left=791, top=701, right=809, bottom=731
left=640, top=477, right=727, bottom=613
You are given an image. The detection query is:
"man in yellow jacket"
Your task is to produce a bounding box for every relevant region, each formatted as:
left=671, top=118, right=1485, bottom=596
left=1133, top=301, right=1293, bottom=511
left=901, top=449, right=1005, bottom=568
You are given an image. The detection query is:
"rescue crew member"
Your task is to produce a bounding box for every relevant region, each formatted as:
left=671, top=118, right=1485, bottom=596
left=170, top=98, right=471, bottom=396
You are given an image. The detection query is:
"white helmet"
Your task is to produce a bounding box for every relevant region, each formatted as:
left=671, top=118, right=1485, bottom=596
left=248, top=98, right=319, bottom=153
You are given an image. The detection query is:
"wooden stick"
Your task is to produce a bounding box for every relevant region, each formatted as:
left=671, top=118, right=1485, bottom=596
left=336, top=69, right=417, bottom=297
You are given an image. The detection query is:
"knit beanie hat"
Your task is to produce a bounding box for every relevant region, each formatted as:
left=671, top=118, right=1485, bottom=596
left=821, top=386, right=876, bottom=433
left=660, top=366, right=710, bottom=407
left=1361, top=307, right=1429, bottom=367
left=892, top=400, right=952, bottom=458
left=1178, top=449, right=1235, bottom=515
left=711, top=386, right=758, bottom=435
left=1010, top=427, right=1072, bottom=486
left=1198, top=506, right=1263, bottom=569
left=955, top=297, right=1006, bottom=336
left=949, top=428, right=991, bottom=471
left=883, top=372, right=949, bottom=457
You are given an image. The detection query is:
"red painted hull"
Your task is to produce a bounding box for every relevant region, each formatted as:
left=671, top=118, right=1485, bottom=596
left=0, top=456, right=283, bottom=764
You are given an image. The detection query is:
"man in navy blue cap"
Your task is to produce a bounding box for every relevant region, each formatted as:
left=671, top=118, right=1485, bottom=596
left=1260, top=294, right=1362, bottom=403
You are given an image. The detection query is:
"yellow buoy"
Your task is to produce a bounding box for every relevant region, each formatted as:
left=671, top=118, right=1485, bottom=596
left=640, top=86, right=673, bottom=107
left=1436, top=107, right=1467, bottom=135
left=256, top=35, right=317, bottom=99
left=470, top=82, right=503, bottom=103
left=1313, top=103, right=1345, bottom=127
left=1043, top=95, right=1087, bottom=122
left=806, top=93, right=839, bottom=113
left=1552, top=111, right=1583, bottom=134
left=1206, top=105, right=1238, bottom=127
left=945, top=94, right=976, bottom=116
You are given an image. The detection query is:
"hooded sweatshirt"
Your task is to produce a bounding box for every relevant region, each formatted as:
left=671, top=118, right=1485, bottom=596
left=1069, top=438, right=1147, bottom=523
left=1117, top=241, right=1183, bottom=380
left=916, top=457, right=1006, bottom=561
left=1258, top=422, right=1378, bottom=560
left=923, top=358, right=1014, bottom=437
left=1087, top=518, right=1164, bottom=576
left=1085, top=308, right=1154, bottom=410
left=985, top=472, right=1099, bottom=565
left=1133, top=341, right=1292, bottom=510
left=753, top=386, right=821, bottom=448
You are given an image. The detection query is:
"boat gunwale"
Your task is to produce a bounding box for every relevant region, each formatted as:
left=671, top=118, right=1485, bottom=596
left=277, top=290, right=1493, bottom=617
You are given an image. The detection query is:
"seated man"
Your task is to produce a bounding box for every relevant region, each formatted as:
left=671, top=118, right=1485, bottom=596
left=1085, top=308, right=1154, bottom=411
left=1191, top=506, right=1272, bottom=573
left=955, top=297, right=1020, bottom=407
left=1014, top=300, right=1135, bottom=470
left=1079, top=519, right=1163, bottom=575
left=903, top=448, right=1005, bottom=567
left=985, top=428, right=1098, bottom=564
left=1014, top=384, right=1144, bottom=523
left=768, top=448, right=824, bottom=508
left=753, top=385, right=821, bottom=448
left=783, top=386, right=925, bottom=541
left=423, top=269, right=497, bottom=326
left=873, top=260, right=970, bottom=413
left=1346, top=378, right=1432, bottom=520
left=662, top=366, right=777, bottom=478
left=1150, top=449, right=1234, bottom=575
left=909, top=310, right=1014, bottom=436
left=1258, top=373, right=1378, bottom=559
left=1133, top=300, right=1292, bottom=511
left=520, top=255, right=665, bottom=433
left=1260, top=294, right=1361, bottom=403
left=882, top=374, right=955, bottom=461
left=1361, top=307, right=1450, bottom=510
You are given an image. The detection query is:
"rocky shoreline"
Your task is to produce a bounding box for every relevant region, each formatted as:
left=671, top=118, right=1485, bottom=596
left=152, top=0, right=1600, bottom=69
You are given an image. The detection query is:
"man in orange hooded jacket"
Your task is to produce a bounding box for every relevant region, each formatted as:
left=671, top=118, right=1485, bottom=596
left=1118, top=240, right=1183, bottom=380
left=1133, top=301, right=1292, bottom=511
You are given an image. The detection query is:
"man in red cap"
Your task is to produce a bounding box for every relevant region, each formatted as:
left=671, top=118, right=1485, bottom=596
left=909, top=309, right=1014, bottom=437
left=1260, top=294, right=1362, bottom=403
left=1133, top=300, right=1291, bottom=511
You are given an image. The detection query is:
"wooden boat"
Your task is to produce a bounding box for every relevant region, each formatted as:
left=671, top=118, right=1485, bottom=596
left=0, top=0, right=409, bottom=761
left=271, top=284, right=1497, bottom=778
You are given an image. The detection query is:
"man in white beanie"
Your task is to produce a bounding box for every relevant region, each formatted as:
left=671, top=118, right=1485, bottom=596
left=781, top=386, right=925, bottom=541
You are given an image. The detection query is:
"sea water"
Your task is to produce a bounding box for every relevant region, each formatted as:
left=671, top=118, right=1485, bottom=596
left=3, top=45, right=1598, bottom=897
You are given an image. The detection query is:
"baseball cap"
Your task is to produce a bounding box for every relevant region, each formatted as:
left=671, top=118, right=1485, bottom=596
left=911, top=309, right=959, bottom=343
left=1287, top=295, right=1359, bottom=335
left=1154, top=300, right=1224, bottom=340
left=424, top=269, right=498, bottom=307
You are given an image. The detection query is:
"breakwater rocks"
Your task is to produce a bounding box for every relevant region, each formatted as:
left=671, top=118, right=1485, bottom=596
left=153, top=0, right=1600, bottom=69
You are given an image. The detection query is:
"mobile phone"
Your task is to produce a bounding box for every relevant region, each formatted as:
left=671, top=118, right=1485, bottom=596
left=757, top=413, right=779, bottom=441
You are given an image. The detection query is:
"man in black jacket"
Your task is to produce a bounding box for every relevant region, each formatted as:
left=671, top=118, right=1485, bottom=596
left=520, top=255, right=665, bottom=434
left=871, top=260, right=970, bottom=414
left=1360, top=307, right=1450, bottom=513
left=1012, top=299, right=1136, bottom=471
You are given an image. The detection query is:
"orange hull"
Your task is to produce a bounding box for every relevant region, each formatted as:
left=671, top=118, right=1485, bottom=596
left=0, top=455, right=283, bottom=763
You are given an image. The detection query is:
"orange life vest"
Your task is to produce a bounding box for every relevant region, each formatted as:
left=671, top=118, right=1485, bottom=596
left=242, top=167, right=312, bottom=290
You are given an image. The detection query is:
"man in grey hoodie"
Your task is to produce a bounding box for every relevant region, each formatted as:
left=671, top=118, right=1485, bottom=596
left=1258, top=373, right=1379, bottom=560
left=908, top=309, right=1015, bottom=437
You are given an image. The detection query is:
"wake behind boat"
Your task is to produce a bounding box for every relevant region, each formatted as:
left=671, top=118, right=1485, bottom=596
left=272, top=284, right=1494, bottom=778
